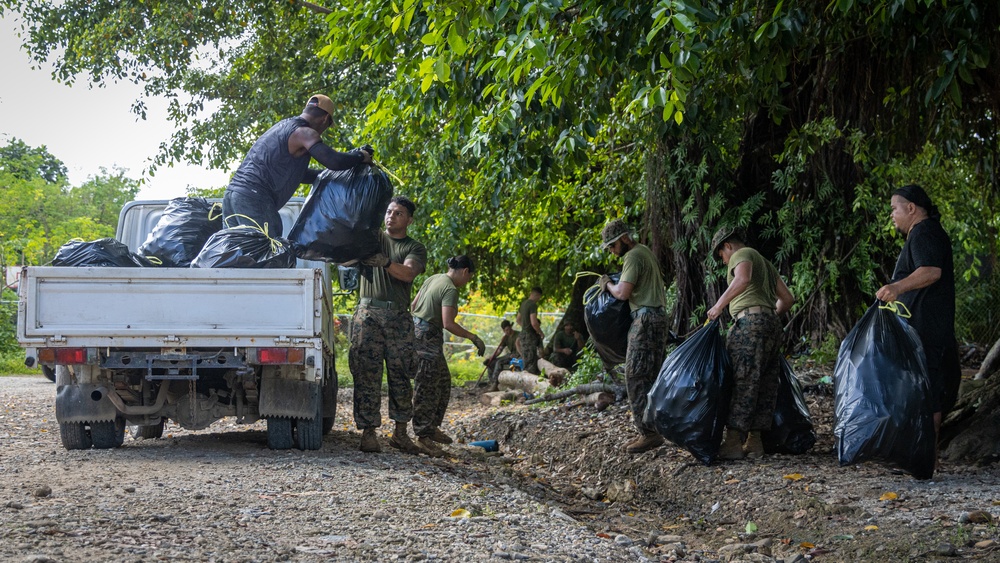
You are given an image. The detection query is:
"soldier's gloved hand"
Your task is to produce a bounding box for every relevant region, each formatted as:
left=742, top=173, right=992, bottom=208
left=361, top=253, right=390, bottom=268
left=598, top=274, right=612, bottom=291
left=471, top=335, right=486, bottom=357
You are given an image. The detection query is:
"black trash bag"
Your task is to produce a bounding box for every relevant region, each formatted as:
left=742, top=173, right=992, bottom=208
left=583, top=273, right=631, bottom=365
left=52, top=238, right=152, bottom=267
left=288, top=164, right=393, bottom=263
left=190, top=227, right=297, bottom=269
left=138, top=197, right=223, bottom=266
left=833, top=303, right=936, bottom=479
left=644, top=320, right=733, bottom=465
left=762, top=359, right=816, bottom=455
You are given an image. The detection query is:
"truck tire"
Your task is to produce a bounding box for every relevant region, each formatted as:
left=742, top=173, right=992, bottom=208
left=295, top=402, right=323, bottom=451
left=267, top=417, right=294, bottom=450
left=42, top=365, right=56, bottom=383
left=60, top=422, right=92, bottom=450
left=129, top=419, right=165, bottom=440
left=91, top=417, right=126, bottom=449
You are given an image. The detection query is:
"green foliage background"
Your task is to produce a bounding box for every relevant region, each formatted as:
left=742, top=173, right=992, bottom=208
left=2, top=0, right=998, bottom=345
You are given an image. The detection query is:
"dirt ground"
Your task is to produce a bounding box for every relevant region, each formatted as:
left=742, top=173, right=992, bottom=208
left=444, top=366, right=1000, bottom=562
left=2, top=370, right=999, bottom=562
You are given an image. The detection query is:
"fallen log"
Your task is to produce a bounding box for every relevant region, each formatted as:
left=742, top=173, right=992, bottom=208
left=497, top=370, right=552, bottom=394
left=537, top=358, right=569, bottom=387
left=480, top=390, right=522, bottom=407
left=524, top=382, right=620, bottom=405
left=562, top=391, right=615, bottom=412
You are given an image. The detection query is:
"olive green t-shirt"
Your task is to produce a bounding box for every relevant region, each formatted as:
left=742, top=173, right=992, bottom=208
left=619, top=243, right=667, bottom=312
left=358, top=231, right=427, bottom=308
left=411, top=273, right=459, bottom=329
left=517, top=298, right=538, bottom=330
left=499, top=330, right=519, bottom=354
left=552, top=330, right=579, bottom=353
left=726, top=247, right=779, bottom=315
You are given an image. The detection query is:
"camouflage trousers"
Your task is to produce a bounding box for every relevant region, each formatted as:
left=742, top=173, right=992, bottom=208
left=489, top=354, right=514, bottom=386
left=517, top=330, right=542, bottom=374
left=625, top=308, right=668, bottom=435
left=725, top=311, right=783, bottom=432
left=411, top=318, right=452, bottom=438
left=348, top=306, right=415, bottom=430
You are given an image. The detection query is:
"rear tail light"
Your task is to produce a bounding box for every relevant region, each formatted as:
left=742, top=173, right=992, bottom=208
left=38, top=348, right=88, bottom=364
left=255, top=348, right=305, bottom=365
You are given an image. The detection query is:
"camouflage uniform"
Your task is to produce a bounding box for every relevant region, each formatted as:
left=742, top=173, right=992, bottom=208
left=625, top=308, right=668, bottom=434
left=349, top=231, right=426, bottom=431
left=725, top=311, right=782, bottom=431
left=411, top=318, right=451, bottom=437
left=349, top=307, right=415, bottom=429
left=517, top=330, right=541, bottom=374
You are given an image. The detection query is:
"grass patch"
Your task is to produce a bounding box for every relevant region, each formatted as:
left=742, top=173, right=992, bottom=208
left=0, top=352, right=39, bottom=376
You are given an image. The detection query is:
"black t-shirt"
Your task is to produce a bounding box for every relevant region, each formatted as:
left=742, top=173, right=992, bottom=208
left=891, top=219, right=955, bottom=346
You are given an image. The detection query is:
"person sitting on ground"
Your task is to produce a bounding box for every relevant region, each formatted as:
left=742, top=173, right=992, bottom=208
left=410, top=255, right=486, bottom=457
left=707, top=226, right=795, bottom=461
left=547, top=321, right=585, bottom=371
left=516, top=286, right=545, bottom=374
left=485, top=320, right=520, bottom=392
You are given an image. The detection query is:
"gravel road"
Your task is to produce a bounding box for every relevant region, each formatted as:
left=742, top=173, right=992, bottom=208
left=0, top=375, right=638, bottom=562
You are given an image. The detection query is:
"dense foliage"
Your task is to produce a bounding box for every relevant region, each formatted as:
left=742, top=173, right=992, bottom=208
left=4, top=0, right=998, bottom=341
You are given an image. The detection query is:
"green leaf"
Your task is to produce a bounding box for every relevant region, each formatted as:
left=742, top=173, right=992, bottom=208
left=420, top=74, right=434, bottom=93
left=448, top=25, right=468, bottom=55
left=745, top=521, right=758, bottom=534
left=435, top=58, right=451, bottom=83
left=672, top=14, right=695, bottom=34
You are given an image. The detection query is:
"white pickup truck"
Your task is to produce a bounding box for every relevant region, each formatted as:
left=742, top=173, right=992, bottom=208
left=16, top=198, right=341, bottom=451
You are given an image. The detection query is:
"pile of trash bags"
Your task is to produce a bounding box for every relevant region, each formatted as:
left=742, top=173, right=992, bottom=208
left=53, top=165, right=395, bottom=271
left=833, top=303, right=936, bottom=479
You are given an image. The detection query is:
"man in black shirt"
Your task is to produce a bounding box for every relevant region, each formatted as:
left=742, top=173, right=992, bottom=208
left=876, top=184, right=961, bottom=429
left=223, top=95, right=373, bottom=235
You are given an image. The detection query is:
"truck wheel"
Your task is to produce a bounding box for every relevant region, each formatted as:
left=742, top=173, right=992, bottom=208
left=295, top=403, right=323, bottom=451
left=59, top=422, right=92, bottom=450
left=91, top=417, right=126, bottom=449
left=267, top=417, right=294, bottom=450
left=42, top=365, right=56, bottom=383
left=129, top=419, right=165, bottom=440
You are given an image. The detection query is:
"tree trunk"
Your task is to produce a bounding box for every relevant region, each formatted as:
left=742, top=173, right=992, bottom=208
left=976, top=336, right=1000, bottom=380
left=940, top=374, right=1000, bottom=464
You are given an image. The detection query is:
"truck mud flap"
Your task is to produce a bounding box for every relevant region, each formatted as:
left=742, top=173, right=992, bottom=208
left=259, top=379, right=321, bottom=419
left=56, top=384, right=118, bottom=423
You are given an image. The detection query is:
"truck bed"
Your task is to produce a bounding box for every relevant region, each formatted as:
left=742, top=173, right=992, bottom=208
left=19, top=266, right=325, bottom=348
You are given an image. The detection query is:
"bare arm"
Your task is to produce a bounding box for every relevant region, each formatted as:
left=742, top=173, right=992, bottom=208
left=876, top=266, right=942, bottom=303
left=387, top=257, right=423, bottom=284
left=606, top=279, right=635, bottom=301
left=775, top=276, right=795, bottom=315
left=707, top=260, right=752, bottom=320
left=442, top=305, right=477, bottom=340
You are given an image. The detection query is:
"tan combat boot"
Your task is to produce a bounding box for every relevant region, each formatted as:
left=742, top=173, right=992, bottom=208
left=417, top=436, right=446, bottom=457
left=359, top=428, right=381, bottom=453
left=626, top=433, right=664, bottom=454
left=429, top=427, right=454, bottom=444
left=718, top=428, right=746, bottom=460
left=388, top=422, right=423, bottom=455
left=744, top=431, right=765, bottom=459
